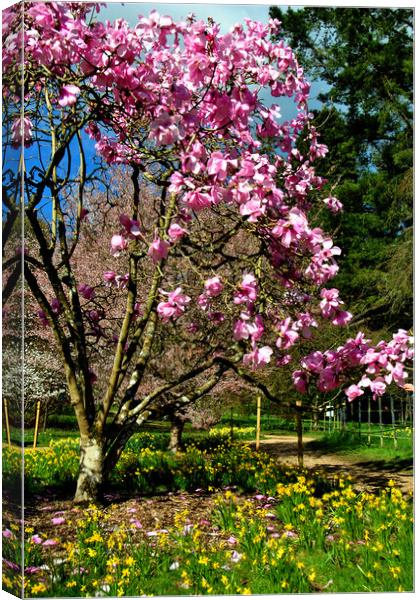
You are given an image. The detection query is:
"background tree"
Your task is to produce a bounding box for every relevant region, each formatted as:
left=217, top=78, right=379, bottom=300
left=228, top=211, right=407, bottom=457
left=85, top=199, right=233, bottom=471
left=269, top=6, right=413, bottom=332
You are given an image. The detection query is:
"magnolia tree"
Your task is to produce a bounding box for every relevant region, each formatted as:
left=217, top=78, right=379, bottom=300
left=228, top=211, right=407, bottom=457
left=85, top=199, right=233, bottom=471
left=2, top=2, right=413, bottom=502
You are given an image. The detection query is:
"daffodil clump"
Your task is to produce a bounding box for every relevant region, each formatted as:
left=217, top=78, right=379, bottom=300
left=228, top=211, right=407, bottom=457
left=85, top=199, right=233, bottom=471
left=2, top=470, right=412, bottom=597
left=3, top=434, right=283, bottom=496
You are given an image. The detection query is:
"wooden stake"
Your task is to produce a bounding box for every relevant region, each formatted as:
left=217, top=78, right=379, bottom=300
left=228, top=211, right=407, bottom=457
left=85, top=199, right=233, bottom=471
left=256, top=395, right=261, bottom=451
left=33, top=401, right=41, bottom=449
left=367, top=396, right=372, bottom=446
left=296, top=400, right=303, bottom=467
left=4, top=399, right=11, bottom=448
left=378, top=396, right=384, bottom=448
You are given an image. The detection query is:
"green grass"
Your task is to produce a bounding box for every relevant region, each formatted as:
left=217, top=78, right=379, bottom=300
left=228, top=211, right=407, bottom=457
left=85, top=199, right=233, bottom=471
left=3, top=426, right=80, bottom=447
left=306, top=428, right=413, bottom=465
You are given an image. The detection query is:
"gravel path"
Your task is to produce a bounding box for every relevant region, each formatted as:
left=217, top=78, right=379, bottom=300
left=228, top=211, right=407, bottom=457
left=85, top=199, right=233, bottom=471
left=249, top=434, right=413, bottom=493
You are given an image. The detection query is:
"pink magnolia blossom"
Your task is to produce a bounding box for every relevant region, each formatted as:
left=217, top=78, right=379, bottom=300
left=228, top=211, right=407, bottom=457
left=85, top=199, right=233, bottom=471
left=168, top=223, right=187, bottom=241
left=331, top=310, right=352, bottom=326
left=234, top=274, right=258, bottom=305
left=119, top=214, right=142, bottom=238
left=276, top=354, right=292, bottom=366
left=292, top=370, right=308, bottom=394
left=4, top=3, right=414, bottom=469
left=233, top=319, right=251, bottom=341
left=103, top=271, right=116, bottom=286
left=323, top=195, right=343, bottom=213
left=110, top=234, right=128, bottom=257
left=295, top=312, right=318, bottom=338
left=345, top=384, right=364, bottom=401
left=149, top=112, right=181, bottom=146
left=240, top=199, right=266, bottom=222
left=369, top=378, right=387, bottom=397
left=207, top=151, right=238, bottom=181
left=272, top=208, right=307, bottom=247
left=318, top=239, right=342, bottom=261
left=384, top=362, right=407, bottom=386
left=243, top=342, right=273, bottom=369
left=233, top=314, right=264, bottom=342
left=11, top=116, right=33, bottom=147
left=147, top=237, right=170, bottom=263
left=319, top=288, right=340, bottom=317
left=197, top=293, right=210, bottom=311
left=168, top=172, right=186, bottom=193
left=58, top=84, right=80, bottom=107
left=276, top=318, right=299, bottom=350
left=317, top=366, right=339, bottom=392
left=51, top=517, right=65, bottom=525
left=183, top=189, right=212, bottom=211
left=78, top=284, right=95, bottom=300
left=181, top=141, right=206, bottom=174
left=301, top=351, right=324, bottom=373
left=115, top=274, right=129, bottom=289
left=204, top=276, right=223, bottom=297
left=157, top=287, right=191, bottom=322
left=320, top=288, right=352, bottom=325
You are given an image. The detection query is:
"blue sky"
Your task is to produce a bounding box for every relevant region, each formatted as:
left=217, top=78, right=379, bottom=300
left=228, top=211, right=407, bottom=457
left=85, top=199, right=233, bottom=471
left=103, top=2, right=274, bottom=31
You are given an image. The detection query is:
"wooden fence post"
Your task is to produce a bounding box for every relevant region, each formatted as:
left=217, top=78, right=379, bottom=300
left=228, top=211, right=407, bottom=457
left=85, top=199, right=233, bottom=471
left=256, top=395, right=261, bottom=451
left=378, top=396, right=384, bottom=448
left=296, top=400, right=303, bottom=467
left=33, top=401, right=41, bottom=449
left=367, top=396, right=372, bottom=446
left=4, top=399, right=11, bottom=448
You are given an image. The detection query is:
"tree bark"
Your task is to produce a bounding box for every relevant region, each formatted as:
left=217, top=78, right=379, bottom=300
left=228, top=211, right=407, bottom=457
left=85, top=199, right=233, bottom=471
left=74, top=437, right=104, bottom=503
left=168, top=419, right=184, bottom=453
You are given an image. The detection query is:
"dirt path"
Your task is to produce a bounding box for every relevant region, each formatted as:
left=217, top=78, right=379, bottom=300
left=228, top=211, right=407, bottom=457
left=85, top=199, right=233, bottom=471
left=249, top=434, right=413, bottom=494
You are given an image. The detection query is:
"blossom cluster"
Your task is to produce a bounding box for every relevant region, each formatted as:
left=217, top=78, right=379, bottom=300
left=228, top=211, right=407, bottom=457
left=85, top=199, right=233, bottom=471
left=293, top=330, right=413, bottom=399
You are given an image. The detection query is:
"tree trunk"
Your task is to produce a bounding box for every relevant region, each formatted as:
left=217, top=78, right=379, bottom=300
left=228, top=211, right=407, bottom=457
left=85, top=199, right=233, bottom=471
left=168, top=419, right=184, bottom=453
left=74, top=437, right=104, bottom=503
